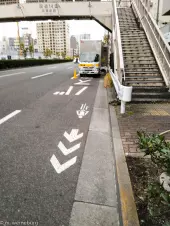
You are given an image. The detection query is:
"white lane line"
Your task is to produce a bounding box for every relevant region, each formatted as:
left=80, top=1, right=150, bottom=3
left=0, top=72, right=25, bottom=78
left=68, top=67, right=73, bottom=69
left=65, top=86, right=73, bottom=95
left=0, top=110, right=21, bottom=125
left=48, top=66, right=57, bottom=69
left=31, top=72, right=53, bottom=79
left=75, top=87, right=88, bottom=95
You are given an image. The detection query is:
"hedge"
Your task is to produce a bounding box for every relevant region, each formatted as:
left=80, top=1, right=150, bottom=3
left=0, top=59, right=73, bottom=70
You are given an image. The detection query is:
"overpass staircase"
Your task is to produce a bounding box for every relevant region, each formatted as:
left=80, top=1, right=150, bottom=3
left=113, top=0, right=170, bottom=103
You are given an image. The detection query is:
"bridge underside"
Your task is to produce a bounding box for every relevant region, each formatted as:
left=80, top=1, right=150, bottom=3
left=0, top=2, right=112, bottom=31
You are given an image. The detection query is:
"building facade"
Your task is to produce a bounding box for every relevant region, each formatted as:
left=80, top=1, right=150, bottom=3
left=36, top=21, right=70, bottom=56
left=80, top=33, right=91, bottom=40
left=149, top=0, right=170, bottom=27
left=70, top=35, right=79, bottom=57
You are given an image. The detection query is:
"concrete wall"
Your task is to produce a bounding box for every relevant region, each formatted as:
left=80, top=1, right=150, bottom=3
left=162, top=0, right=170, bottom=16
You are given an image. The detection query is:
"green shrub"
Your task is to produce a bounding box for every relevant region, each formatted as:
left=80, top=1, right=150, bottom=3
left=0, top=59, right=72, bottom=70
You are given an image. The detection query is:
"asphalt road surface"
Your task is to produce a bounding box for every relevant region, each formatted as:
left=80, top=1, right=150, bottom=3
left=0, top=63, right=99, bottom=226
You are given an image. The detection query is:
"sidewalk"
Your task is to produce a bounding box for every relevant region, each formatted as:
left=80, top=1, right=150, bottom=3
left=69, top=80, right=139, bottom=226
left=115, top=102, right=170, bottom=156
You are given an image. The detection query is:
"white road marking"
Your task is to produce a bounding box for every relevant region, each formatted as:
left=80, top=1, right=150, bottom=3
left=74, top=79, right=91, bottom=85
left=58, top=141, right=81, bottom=156
left=53, top=86, right=73, bottom=95
left=59, top=92, right=65, bottom=95
left=31, top=72, right=53, bottom=79
left=75, top=87, right=88, bottom=95
left=64, top=129, right=83, bottom=143
left=68, top=67, right=73, bottom=69
left=48, top=66, right=57, bottom=69
left=50, top=154, right=77, bottom=174
left=77, top=104, right=89, bottom=119
left=0, top=72, right=25, bottom=78
left=53, top=91, right=59, bottom=95
left=65, top=86, right=73, bottom=95
left=0, top=110, right=21, bottom=125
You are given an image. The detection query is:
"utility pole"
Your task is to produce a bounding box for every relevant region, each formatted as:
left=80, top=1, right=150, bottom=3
left=17, top=22, right=21, bottom=59
left=156, top=0, right=160, bottom=25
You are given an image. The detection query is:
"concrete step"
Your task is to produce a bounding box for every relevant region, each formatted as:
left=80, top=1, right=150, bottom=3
left=125, top=65, right=159, bottom=70
left=123, top=48, right=152, bottom=52
left=122, top=44, right=151, bottom=50
left=125, top=81, right=165, bottom=87
left=124, top=56, right=155, bottom=60
left=119, top=20, right=137, bottom=23
left=131, top=97, right=170, bottom=103
left=121, top=36, right=146, bottom=39
left=123, top=52, right=153, bottom=56
left=126, top=76, right=163, bottom=81
left=125, top=61, right=156, bottom=64
left=119, top=19, right=137, bottom=25
left=122, top=39, right=148, bottom=43
left=121, top=32, right=145, bottom=35
left=126, top=71, right=160, bottom=75
left=118, top=14, right=135, bottom=18
left=126, top=68, right=160, bottom=72
left=132, top=92, right=170, bottom=99
left=123, top=50, right=153, bottom=56
left=122, top=44, right=150, bottom=48
left=122, top=40, right=148, bottom=44
left=132, top=86, right=169, bottom=93
left=120, top=27, right=139, bottom=30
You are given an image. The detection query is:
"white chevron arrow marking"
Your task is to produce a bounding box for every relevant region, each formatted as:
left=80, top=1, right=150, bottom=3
left=64, top=129, right=83, bottom=143
left=58, top=141, right=81, bottom=156
left=50, top=155, right=77, bottom=174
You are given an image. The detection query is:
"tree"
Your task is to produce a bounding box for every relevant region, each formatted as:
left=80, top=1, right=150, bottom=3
left=56, top=52, right=60, bottom=58
left=61, top=52, right=66, bottom=59
left=23, top=48, right=28, bottom=59
left=103, top=34, right=110, bottom=45
left=29, top=44, right=34, bottom=58
left=20, top=43, right=28, bottom=59
left=44, top=48, right=52, bottom=58
left=20, top=42, right=25, bottom=51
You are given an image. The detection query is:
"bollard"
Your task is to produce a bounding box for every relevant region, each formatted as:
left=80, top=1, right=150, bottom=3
left=73, top=69, right=77, bottom=79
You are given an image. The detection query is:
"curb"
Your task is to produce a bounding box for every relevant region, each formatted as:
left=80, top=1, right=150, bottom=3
left=107, top=88, right=140, bottom=226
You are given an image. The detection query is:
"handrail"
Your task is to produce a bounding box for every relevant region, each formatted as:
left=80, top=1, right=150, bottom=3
left=116, top=0, right=132, bottom=7
left=109, top=68, right=132, bottom=114
left=112, top=0, right=125, bottom=83
left=131, top=0, right=170, bottom=87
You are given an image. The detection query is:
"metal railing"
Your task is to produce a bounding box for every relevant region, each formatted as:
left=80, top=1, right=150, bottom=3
left=0, top=0, right=111, bottom=4
left=112, top=0, right=125, bottom=83
left=132, top=0, right=170, bottom=87
left=116, top=0, right=131, bottom=7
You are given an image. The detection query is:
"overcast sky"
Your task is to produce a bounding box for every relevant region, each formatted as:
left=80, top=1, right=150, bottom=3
left=0, top=20, right=105, bottom=40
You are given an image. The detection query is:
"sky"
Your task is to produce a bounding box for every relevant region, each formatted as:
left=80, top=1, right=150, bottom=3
left=0, top=20, right=105, bottom=40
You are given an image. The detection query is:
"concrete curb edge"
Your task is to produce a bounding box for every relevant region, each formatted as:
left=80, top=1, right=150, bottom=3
left=107, top=89, right=140, bottom=226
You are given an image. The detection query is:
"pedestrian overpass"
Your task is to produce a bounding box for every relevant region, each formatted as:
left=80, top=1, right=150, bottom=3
left=0, top=0, right=112, bottom=31
left=0, top=0, right=170, bottom=104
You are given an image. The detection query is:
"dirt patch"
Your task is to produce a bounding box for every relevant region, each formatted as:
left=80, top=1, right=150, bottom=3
left=126, top=157, right=170, bottom=226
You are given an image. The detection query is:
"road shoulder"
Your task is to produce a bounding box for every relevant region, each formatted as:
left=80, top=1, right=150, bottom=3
left=69, top=80, right=120, bottom=226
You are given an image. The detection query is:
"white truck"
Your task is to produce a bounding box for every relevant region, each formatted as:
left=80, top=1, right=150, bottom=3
left=79, top=40, right=102, bottom=77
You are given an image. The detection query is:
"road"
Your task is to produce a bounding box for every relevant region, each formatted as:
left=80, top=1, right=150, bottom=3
left=0, top=63, right=99, bottom=226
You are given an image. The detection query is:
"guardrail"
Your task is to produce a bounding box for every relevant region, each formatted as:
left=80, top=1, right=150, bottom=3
left=116, top=0, right=132, bottom=7
left=132, top=0, right=170, bottom=88
left=0, top=0, right=112, bottom=4
left=112, top=0, right=125, bottom=83
left=109, top=68, right=132, bottom=114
